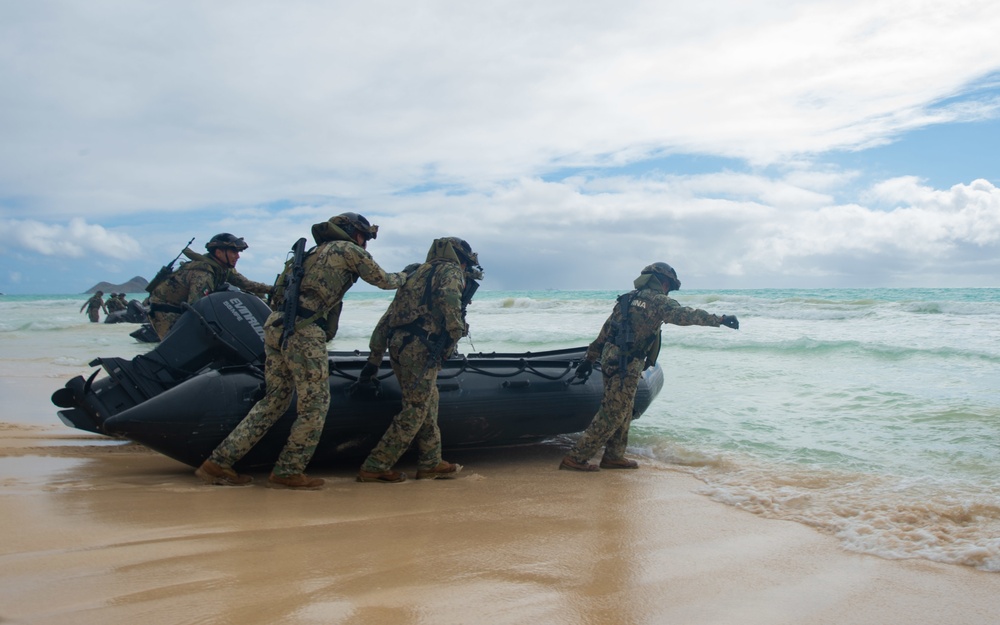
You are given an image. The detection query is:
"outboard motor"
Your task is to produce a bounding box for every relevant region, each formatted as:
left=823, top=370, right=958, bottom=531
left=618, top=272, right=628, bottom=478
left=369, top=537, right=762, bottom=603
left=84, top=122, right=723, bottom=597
left=52, top=291, right=272, bottom=434
left=153, top=291, right=270, bottom=373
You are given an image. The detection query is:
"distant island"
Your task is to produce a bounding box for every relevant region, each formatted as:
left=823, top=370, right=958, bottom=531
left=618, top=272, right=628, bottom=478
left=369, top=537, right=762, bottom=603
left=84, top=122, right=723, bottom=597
left=83, top=276, right=149, bottom=294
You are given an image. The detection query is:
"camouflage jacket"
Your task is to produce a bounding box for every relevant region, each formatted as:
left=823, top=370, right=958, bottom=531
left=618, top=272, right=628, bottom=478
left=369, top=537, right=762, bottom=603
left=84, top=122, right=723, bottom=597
left=149, top=255, right=271, bottom=306
left=106, top=297, right=126, bottom=313
left=273, top=239, right=406, bottom=341
left=81, top=294, right=107, bottom=313
left=585, top=285, right=723, bottom=370
left=367, top=259, right=466, bottom=362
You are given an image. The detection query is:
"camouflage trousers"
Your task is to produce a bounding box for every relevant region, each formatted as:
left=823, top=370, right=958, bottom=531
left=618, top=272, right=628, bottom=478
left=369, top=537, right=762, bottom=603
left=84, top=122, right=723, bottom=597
left=149, top=310, right=180, bottom=340
left=87, top=308, right=100, bottom=323
left=566, top=357, right=645, bottom=463
left=361, top=331, right=443, bottom=472
left=210, top=315, right=330, bottom=477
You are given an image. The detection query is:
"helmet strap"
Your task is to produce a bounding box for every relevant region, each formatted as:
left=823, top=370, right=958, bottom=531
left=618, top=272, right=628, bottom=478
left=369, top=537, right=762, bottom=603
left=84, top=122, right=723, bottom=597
left=213, top=248, right=237, bottom=268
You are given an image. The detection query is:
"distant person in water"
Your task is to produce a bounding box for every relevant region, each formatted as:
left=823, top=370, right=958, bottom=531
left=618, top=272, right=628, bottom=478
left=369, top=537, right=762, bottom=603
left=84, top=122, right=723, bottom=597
left=560, top=262, right=740, bottom=472
left=147, top=233, right=273, bottom=340
left=105, top=293, right=126, bottom=314
left=80, top=291, right=108, bottom=323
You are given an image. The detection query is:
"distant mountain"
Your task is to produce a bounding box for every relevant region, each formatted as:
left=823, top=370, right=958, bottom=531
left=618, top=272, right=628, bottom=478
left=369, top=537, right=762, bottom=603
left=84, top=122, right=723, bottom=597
left=84, top=276, right=149, bottom=294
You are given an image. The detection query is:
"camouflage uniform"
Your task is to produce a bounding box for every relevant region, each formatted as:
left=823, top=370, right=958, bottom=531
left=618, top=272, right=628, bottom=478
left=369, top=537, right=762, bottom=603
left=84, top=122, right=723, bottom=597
left=208, top=229, right=406, bottom=478
left=106, top=294, right=126, bottom=313
left=147, top=254, right=272, bottom=340
left=360, top=252, right=468, bottom=474
left=566, top=281, right=726, bottom=464
left=80, top=293, right=108, bottom=322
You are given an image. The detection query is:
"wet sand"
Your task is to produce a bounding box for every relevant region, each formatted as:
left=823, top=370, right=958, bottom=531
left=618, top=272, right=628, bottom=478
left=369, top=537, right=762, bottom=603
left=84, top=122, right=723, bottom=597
left=3, top=383, right=1000, bottom=624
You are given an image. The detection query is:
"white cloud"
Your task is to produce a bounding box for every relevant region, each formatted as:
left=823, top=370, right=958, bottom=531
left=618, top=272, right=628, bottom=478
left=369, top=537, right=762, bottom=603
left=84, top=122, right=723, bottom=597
left=0, top=217, right=141, bottom=259
left=211, top=175, right=999, bottom=290
left=3, top=1, right=1000, bottom=219
left=736, top=178, right=1000, bottom=281
left=2, top=1, right=1000, bottom=291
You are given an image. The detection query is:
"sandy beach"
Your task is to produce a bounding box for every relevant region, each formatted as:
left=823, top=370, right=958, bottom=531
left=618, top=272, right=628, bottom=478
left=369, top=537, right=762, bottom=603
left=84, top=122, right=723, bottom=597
left=1, top=373, right=998, bottom=625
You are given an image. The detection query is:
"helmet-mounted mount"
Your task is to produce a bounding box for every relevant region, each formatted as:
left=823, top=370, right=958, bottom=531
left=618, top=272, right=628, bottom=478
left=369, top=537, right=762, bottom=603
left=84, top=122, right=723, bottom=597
left=332, top=212, right=378, bottom=242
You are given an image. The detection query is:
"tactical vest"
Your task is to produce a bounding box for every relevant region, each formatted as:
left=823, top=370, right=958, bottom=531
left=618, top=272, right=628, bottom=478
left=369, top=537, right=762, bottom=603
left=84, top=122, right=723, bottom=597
left=612, top=289, right=663, bottom=369
left=385, top=261, right=448, bottom=331
left=150, top=259, right=227, bottom=304
left=271, top=249, right=323, bottom=326
left=270, top=244, right=356, bottom=341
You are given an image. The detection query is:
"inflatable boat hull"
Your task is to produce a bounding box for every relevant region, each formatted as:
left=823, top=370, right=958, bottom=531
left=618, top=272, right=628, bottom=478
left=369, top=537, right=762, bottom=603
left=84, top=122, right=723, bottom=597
left=53, top=292, right=664, bottom=470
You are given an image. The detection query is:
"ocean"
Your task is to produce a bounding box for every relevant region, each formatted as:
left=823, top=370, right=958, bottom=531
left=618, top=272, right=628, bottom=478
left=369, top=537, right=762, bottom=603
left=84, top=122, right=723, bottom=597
left=2, top=288, right=999, bottom=571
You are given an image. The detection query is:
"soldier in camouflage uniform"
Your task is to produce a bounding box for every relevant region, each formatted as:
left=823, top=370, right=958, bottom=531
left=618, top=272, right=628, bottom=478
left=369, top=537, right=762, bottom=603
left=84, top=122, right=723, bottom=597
left=80, top=291, right=108, bottom=322
left=195, top=213, right=407, bottom=490
left=355, top=237, right=482, bottom=483
left=105, top=293, right=126, bottom=314
left=560, top=262, right=740, bottom=472
left=147, top=233, right=273, bottom=340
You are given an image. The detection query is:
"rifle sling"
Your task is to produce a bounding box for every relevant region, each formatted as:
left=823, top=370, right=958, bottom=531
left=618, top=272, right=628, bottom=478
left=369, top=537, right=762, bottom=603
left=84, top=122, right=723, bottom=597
left=149, top=303, right=186, bottom=315
left=390, top=321, right=447, bottom=355
left=271, top=306, right=325, bottom=332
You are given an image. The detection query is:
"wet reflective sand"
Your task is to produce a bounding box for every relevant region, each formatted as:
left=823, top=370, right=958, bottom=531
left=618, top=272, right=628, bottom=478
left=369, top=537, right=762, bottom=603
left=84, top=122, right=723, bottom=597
left=3, top=422, right=1000, bottom=625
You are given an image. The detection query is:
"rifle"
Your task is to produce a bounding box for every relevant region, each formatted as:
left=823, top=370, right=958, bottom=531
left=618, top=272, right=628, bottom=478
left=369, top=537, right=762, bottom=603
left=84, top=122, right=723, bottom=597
left=460, top=276, right=480, bottom=347
left=613, top=292, right=636, bottom=388
left=461, top=277, right=480, bottom=313
left=145, top=237, right=196, bottom=293
left=280, top=238, right=308, bottom=348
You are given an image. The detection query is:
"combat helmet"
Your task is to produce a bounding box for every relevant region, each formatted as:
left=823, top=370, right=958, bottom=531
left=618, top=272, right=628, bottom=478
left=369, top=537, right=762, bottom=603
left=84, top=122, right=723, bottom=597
left=331, top=212, right=378, bottom=241
left=448, top=237, right=478, bottom=268
left=427, top=237, right=481, bottom=272
left=640, top=261, right=681, bottom=291
left=205, top=233, right=249, bottom=252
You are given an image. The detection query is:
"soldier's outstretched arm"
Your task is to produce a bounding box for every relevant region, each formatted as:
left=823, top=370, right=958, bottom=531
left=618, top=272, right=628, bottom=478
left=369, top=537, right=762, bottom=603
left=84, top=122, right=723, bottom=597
left=657, top=295, right=726, bottom=328
left=228, top=271, right=273, bottom=298
left=353, top=249, right=406, bottom=290
left=584, top=315, right=614, bottom=363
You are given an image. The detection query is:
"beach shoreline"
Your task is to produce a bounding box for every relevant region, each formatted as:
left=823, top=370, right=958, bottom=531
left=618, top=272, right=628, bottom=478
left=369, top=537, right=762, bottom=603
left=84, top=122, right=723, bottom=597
left=3, top=421, right=999, bottom=625
left=4, top=289, right=1000, bottom=624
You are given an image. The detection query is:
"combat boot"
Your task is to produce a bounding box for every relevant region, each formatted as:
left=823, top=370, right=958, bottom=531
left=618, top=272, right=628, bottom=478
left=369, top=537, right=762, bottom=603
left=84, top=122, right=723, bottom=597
left=267, top=473, right=325, bottom=490
left=195, top=460, right=253, bottom=486
left=599, top=455, right=640, bottom=469
left=558, top=456, right=599, bottom=472
left=357, top=468, right=407, bottom=483
left=415, top=461, right=463, bottom=480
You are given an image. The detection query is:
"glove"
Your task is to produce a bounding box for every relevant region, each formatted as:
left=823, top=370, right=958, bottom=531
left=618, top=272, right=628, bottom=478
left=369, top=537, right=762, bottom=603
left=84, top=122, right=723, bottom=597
left=720, top=315, right=740, bottom=330
left=357, top=361, right=379, bottom=383
left=575, top=359, right=593, bottom=379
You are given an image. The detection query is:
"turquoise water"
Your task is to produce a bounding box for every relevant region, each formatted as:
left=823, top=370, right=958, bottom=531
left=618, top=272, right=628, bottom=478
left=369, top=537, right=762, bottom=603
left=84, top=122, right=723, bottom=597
left=2, top=288, right=999, bottom=570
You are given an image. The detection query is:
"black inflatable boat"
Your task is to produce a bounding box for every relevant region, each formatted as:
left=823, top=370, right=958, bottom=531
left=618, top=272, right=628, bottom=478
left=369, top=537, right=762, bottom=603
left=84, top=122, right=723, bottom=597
left=104, top=299, right=150, bottom=324
left=52, top=291, right=664, bottom=470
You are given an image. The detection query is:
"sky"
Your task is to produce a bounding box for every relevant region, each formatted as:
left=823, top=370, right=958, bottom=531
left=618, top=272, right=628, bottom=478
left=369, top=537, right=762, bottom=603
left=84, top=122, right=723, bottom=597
left=2, top=0, right=999, bottom=294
